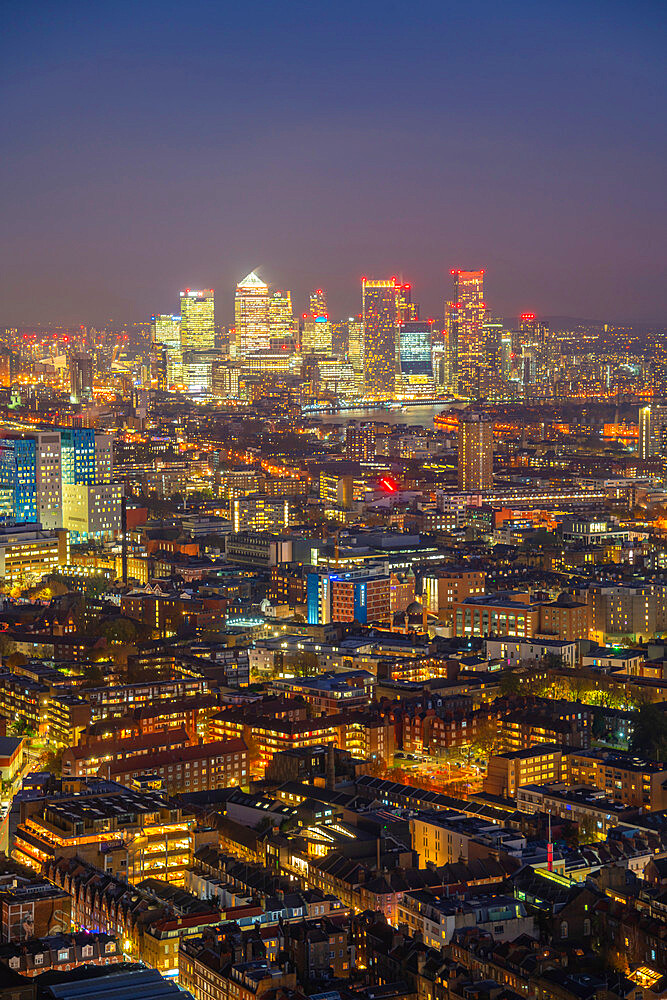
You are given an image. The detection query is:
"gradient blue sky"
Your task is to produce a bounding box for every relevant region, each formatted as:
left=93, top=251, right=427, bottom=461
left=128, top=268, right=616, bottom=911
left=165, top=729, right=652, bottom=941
left=2, top=0, right=665, bottom=327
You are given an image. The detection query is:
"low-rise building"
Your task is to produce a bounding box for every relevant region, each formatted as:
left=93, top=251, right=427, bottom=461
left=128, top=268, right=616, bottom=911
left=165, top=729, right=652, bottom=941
left=0, top=857, right=71, bottom=942
left=397, top=889, right=534, bottom=949
left=0, top=931, right=121, bottom=978
left=179, top=949, right=297, bottom=1000
left=565, top=748, right=667, bottom=811
left=0, top=736, right=24, bottom=783
left=500, top=700, right=592, bottom=750
left=409, top=811, right=503, bottom=867
left=485, top=637, right=577, bottom=668
left=451, top=592, right=541, bottom=640
left=98, top=738, right=248, bottom=794
left=484, top=744, right=565, bottom=798
left=517, top=783, right=636, bottom=837
left=15, top=780, right=200, bottom=884
left=269, top=671, right=375, bottom=716
left=61, top=727, right=193, bottom=779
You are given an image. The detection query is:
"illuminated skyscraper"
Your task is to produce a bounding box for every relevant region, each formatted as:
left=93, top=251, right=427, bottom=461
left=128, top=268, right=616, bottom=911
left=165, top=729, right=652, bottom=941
left=432, top=342, right=450, bottom=390
left=152, top=313, right=182, bottom=386
left=180, top=289, right=215, bottom=353
left=309, top=288, right=328, bottom=318
left=458, top=410, right=493, bottom=491
left=331, top=321, right=348, bottom=357
left=639, top=405, right=652, bottom=459
left=398, top=320, right=433, bottom=379
left=69, top=354, right=93, bottom=403
left=639, top=404, right=667, bottom=459
left=518, top=312, right=551, bottom=387
left=302, top=315, right=332, bottom=354
left=268, top=290, right=294, bottom=343
left=446, top=269, right=485, bottom=397
left=396, top=284, right=418, bottom=323
left=519, top=312, right=548, bottom=351
left=481, top=316, right=505, bottom=396
left=348, top=316, right=364, bottom=372
left=152, top=313, right=181, bottom=355
left=362, top=278, right=398, bottom=399
left=235, top=272, right=269, bottom=357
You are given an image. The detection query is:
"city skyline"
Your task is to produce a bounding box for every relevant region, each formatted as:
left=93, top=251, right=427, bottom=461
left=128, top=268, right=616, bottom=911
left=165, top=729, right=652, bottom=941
left=3, top=2, right=667, bottom=995
left=2, top=1, right=666, bottom=327
left=2, top=263, right=662, bottom=332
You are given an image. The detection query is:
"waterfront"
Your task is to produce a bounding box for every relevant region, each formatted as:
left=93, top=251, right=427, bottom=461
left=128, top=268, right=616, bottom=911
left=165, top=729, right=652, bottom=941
left=314, top=402, right=458, bottom=428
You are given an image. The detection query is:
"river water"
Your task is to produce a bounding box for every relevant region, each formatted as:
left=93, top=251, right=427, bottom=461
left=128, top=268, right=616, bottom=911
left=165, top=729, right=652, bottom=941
left=314, top=403, right=456, bottom=428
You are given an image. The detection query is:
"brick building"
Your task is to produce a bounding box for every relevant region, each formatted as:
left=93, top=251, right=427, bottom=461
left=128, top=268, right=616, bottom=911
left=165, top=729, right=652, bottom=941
left=98, top=738, right=248, bottom=794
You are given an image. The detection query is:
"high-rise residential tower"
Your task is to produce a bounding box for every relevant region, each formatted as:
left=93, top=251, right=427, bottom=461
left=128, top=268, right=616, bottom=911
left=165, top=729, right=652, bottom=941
left=639, top=405, right=667, bottom=459
left=362, top=278, right=398, bottom=399
left=639, top=406, right=652, bottom=460
left=346, top=421, right=376, bottom=462
left=458, top=410, right=493, bottom=491
left=235, top=272, right=269, bottom=357
left=446, top=269, right=485, bottom=398
left=69, top=354, right=93, bottom=404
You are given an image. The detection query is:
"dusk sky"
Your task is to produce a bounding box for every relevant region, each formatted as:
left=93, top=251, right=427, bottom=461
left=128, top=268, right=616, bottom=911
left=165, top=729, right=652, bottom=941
left=2, top=0, right=666, bottom=328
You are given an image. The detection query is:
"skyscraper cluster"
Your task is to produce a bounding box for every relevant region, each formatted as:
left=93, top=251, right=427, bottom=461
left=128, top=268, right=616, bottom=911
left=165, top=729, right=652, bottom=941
left=149, top=268, right=554, bottom=403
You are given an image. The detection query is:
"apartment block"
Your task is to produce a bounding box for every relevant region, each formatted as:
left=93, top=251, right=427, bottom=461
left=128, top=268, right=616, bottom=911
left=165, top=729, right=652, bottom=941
left=422, top=570, right=486, bottom=621
left=483, top=744, right=565, bottom=798
left=452, top=592, right=540, bottom=639
left=14, top=781, right=198, bottom=884
left=98, top=738, right=248, bottom=793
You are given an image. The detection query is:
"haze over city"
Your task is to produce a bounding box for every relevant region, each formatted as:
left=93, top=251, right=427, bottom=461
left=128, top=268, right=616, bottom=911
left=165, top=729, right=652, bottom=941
left=2, top=0, right=666, bottom=326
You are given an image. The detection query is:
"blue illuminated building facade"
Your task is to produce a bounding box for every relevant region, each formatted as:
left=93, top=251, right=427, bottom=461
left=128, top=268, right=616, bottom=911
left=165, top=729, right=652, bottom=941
left=307, top=568, right=389, bottom=625
left=61, top=428, right=96, bottom=485
left=0, top=437, right=37, bottom=521
left=398, top=320, right=433, bottom=377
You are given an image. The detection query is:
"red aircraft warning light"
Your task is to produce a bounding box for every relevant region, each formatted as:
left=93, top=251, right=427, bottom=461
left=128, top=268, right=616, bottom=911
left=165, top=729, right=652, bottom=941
left=521, top=312, right=536, bottom=322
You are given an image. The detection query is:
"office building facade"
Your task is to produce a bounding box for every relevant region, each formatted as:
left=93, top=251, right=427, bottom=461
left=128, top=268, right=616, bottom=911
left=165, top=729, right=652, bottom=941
left=268, top=289, right=294, bottom=343
left=235, top=271, right=269, bottom=357
left=152, top=313, right=182, bottom=386
left=398, top=320, right=434, bottom=389
left=446, top=269, right=485, bottom=397
left=362, top=278, right=398, bottom=399
left=180, top=288, right=215, bottom=354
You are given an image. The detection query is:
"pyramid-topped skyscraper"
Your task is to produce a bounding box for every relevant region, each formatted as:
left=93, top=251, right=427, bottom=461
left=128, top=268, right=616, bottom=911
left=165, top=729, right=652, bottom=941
left=235, top=271, right=269, bottom=357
